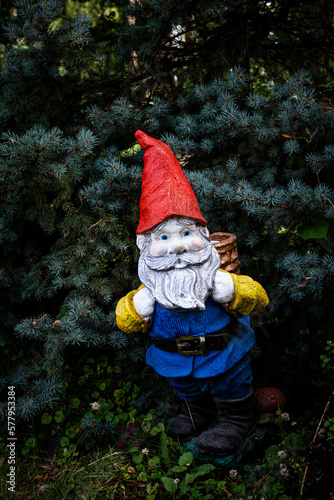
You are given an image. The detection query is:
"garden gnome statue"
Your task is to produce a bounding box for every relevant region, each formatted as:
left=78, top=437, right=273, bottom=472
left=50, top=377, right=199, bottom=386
left=116, top=130, right=269, bottom=457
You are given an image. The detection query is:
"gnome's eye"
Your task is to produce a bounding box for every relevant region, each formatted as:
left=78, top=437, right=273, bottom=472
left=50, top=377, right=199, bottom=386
left=183, top=230, right=191, bottom=237
left=160, top=235, right=168, bottom=240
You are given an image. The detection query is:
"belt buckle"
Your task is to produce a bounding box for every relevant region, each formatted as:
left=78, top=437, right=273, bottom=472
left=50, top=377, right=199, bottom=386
left=176, top=336, right=207, bottom=356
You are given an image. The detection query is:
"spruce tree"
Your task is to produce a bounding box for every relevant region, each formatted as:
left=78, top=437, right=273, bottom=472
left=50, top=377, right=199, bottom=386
left=0, top=0, right=333, bottom=446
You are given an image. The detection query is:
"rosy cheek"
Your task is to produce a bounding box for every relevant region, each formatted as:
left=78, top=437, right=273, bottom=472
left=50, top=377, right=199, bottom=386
left=191, top=237, right=204, bottom=250
left=150, top=241, right=166, bottom=256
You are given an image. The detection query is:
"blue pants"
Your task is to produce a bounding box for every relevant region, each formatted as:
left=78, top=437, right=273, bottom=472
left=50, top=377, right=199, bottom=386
left=169, top=353, right=253, bottom=401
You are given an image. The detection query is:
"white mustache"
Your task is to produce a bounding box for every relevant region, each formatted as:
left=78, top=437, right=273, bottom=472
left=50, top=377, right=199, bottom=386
left=144, top=247, right=211, bottom=271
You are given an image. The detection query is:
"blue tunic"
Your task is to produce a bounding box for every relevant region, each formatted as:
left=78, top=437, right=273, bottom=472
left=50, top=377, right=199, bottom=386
left=146, top=297, right=255, bottom=379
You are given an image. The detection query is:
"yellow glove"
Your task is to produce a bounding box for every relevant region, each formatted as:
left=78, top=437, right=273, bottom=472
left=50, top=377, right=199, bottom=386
left=220, top=270, right=269, bottom=316
left=116, top=286, right=145, bottom=334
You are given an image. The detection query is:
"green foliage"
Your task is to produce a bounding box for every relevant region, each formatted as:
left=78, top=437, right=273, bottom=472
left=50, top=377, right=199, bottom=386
left=297, top=219, right=329, bottom=240
left=320, top=340, right=334, bottom=371
left=324, top=416, right=334, bottom=440
left=0, top=355, right=313, bottom=498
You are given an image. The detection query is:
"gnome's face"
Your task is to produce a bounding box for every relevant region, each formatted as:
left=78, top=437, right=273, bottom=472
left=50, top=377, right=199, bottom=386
left=137, top=217, right=221, bottom=311
left=149, top=218, right=206, bottom=265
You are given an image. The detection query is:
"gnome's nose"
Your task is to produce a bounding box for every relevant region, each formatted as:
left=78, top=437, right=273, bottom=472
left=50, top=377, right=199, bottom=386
left=169, top=242, right=187, bottom=254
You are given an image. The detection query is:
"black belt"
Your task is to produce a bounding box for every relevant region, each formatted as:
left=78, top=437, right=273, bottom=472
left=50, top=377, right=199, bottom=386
left=153, top=322, right=236, bottom=356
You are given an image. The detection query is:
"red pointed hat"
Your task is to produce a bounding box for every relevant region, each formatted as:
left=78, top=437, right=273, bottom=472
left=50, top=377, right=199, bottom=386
left=135, top=130, right=207, bottom=234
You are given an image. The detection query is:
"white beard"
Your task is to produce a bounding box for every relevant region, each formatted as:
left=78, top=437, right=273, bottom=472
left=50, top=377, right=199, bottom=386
left=138, top=243, right=221, bottom=310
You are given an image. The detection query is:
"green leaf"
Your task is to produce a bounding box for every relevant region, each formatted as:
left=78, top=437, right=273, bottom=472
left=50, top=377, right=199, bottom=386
left=61, top=484, right=75, bottom=495
left=41, top=412, right=52, bottom=424
left=297, top=219, right=329, bottom=240
left=129, top=408, right=137, bottom=419
left=69, top=398, right=81, bottom=408
left=179, top=451, right=193, bottom=467
left=150, top=422, right=165, bottom=436
left=172, top=465, right=186, bottom=473
left=265, top=445, right=280, bottom=467
left=149, top=456, right=160, bottom=465
left=132, top=451, right=144, bottom=464
left=284, top=432, right=305, bottom=452
left=61, top=437, right=70, bottom=447
left=161, top=477, right=178, bottom=493
left=25, top=437, right=36, bottom=448
left=54, top=410, right=65, bottom=423
left=65, top=427, right=77, bottom=439
left=184, top=464, right=215, bottom=484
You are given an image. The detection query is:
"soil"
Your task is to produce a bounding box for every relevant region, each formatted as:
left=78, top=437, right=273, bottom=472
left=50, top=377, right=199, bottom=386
left=301, top=391, right=334, bottom=500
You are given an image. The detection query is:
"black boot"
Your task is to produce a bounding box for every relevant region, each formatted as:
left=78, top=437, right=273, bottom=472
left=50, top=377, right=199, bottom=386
left=196, top=393, right=255, bottom=456
left=167, top=396, right=214, bottom=440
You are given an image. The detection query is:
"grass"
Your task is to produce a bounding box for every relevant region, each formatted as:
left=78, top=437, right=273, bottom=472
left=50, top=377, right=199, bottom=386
left=1, top=447, right=141, bottom=499
left=0, top=421, right=311, bottom=500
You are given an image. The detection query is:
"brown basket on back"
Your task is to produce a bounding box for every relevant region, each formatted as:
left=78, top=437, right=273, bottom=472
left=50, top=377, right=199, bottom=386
left=209, top=232, right=240, bottom=275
